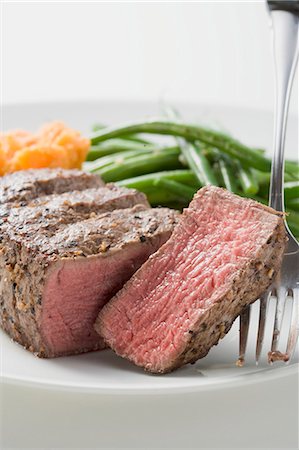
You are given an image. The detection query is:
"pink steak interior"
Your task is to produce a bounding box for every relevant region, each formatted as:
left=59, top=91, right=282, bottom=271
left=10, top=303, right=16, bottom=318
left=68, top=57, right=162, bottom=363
left=41, top=242, right=162, bottom=356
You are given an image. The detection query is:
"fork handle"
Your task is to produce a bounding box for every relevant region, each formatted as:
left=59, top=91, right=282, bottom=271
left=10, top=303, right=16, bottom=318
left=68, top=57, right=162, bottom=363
left=268, top=8, right=299, bottom=212
left=268, top=1, right=299, bottom=14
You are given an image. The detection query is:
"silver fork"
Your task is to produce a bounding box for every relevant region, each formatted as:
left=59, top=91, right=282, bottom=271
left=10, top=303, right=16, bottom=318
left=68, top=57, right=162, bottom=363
left=238, top=1, right=299, bottom=366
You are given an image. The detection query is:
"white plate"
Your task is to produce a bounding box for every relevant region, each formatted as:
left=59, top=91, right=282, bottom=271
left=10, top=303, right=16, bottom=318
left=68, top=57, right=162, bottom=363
left=1, top=100, right=298, bottom=394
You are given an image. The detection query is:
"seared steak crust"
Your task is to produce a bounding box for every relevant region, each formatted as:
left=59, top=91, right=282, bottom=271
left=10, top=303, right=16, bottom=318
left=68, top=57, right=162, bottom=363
left=0, top=168, right=103, bottom=205
left=0, top=185, right=149, bottom=239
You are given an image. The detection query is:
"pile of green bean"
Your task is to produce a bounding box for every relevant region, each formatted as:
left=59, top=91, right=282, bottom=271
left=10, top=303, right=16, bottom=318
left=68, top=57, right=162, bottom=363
left=84, top=118, right=299, bottom=238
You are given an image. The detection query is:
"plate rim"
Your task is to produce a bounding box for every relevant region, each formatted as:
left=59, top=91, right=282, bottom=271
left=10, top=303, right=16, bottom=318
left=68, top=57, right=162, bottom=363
left=2, top=97, right=281, bottom=115
left=1, top=363, right=298, bottom=395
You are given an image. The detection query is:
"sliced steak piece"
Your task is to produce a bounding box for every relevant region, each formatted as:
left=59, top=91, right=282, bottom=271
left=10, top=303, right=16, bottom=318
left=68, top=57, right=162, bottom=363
left=28, top=183, right=148, bottom=211
left=0, top=205, right=178, bottom=357
left=0, top=168, right=103, bottom=205
left=96, top=187, right=287, bottom=374
left=0, top=185, right=149, bottom=238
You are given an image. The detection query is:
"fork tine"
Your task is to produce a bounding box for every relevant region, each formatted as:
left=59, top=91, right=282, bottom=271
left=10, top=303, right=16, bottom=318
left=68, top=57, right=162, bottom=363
left=285, top=287, right=299, bottom=361
left=256, top=291, right=271, bottom=363
left=238, top=306, right=251, bottom=366
left=271, top=287, right=287, bottom=352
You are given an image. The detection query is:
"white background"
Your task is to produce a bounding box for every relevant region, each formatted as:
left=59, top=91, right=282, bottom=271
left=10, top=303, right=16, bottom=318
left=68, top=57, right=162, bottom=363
left=2, top=0, right=298, bottom=115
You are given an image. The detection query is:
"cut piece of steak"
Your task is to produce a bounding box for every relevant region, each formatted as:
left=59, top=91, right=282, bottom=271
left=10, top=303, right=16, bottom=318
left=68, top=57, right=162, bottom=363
left=0, top=204, right=178, bottom=357
left=0, top=185, right=149, bottom=239
left=28, top=183, right=148, bottom=211
left=96, top=186, right=287, bottom=374
left=0, top=168, right=103, bottom=205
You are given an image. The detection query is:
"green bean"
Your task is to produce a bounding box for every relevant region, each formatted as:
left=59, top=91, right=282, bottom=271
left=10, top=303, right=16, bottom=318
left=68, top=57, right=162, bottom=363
left=117, top=170, right=200, bottom=207
left=285, top=160, right=299, bottom=179
left=117, top=134, right=151, bottom=145
left=92, top=123, right=106, bottom=132
left=92, top=123, right=151, bottom=144
left=284, top=181, right=299, bottom=201
left=95, top=147, right=183, bottom=182
left=163, top=106, right=219, bottom=186
left=87, top=148, right=149, bottom=171
left=149, top=194, right=183, bottom=207
left=86, top=149, right=152, bottom=170
left=200, top=146, right=218, bottom=162
left=90, top=118, right=273, bottom=172
left=192, top=143, right=219, bottom=185
left=238, top=164, right=259, bottom=195
left=87, top=118, right=297, bottom=216
left=288, top=223, right=299, bottom=239
left=287, top=211, right=299, bottom=238
left=86, top=146, right=178, bottom=172
left=171, top=139, right=218, bottom=186
left=153, top=178, right=196, bottom=203
left=252, top=195, right=268, bottom=205
left=287, top=209, right=299, bottom=226
left=286, top=198, right=299, bottom=211
left=236, top=190, right=268, bottom=204
left=254, top=148, right=266, bottom=155
left=217, top=158, right=238, bottom=192
left=86, top=140, right=157, bottom=160
left=116, top=170, right=199, bottom=190
left=120, top=178, right=182, bottom=206
left=253, top=170, right=296, bottom=186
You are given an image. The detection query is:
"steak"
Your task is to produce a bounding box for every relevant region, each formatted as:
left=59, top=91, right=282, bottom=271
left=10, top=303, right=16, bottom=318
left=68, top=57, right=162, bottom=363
left=0, top=169, right=178, bottom=357
left=0, top=168, right=104, bottom=205
left=0, top=185, right=149, bottom=239
left=96, top=186, right=287, bottom=373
